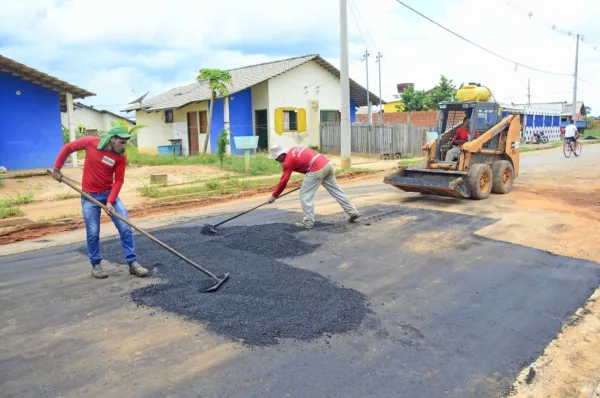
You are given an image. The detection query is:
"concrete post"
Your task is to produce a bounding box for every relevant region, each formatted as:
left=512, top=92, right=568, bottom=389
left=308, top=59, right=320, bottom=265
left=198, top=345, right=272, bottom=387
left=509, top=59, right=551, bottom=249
left=224, top=96, right=231, bottom=155
left=65, top=92, right=77, bottom=167
left=339, top=0, right=351, bottom=168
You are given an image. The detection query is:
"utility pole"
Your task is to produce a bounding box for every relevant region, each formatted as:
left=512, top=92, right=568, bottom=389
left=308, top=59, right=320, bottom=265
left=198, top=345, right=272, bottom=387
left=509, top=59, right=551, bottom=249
left=340, top=0, right=351, bottom=169
left=376, top=52, right=383, bottom=125
left=527, top=78, right=531, bottom=107
left=572, top=33, right=580, bottom=122
left=362, top=50, right=371, bottom=123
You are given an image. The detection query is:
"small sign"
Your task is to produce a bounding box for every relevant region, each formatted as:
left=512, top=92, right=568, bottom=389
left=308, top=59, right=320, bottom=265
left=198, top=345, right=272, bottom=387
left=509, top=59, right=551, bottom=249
left=511, top=141, right=520, bottom=149
left=102, top=156, right=115, bottom=166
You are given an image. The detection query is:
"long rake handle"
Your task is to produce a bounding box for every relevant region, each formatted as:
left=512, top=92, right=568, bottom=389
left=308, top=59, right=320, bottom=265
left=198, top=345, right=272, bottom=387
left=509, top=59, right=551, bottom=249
left=46, top=170, right=221, bottom=280
left=213, top=186, right=301, bottom=228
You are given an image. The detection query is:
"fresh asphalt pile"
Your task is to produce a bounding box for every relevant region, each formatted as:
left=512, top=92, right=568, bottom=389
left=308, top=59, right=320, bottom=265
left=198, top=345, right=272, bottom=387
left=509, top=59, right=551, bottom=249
left=96, top=223, right=369, bottom=346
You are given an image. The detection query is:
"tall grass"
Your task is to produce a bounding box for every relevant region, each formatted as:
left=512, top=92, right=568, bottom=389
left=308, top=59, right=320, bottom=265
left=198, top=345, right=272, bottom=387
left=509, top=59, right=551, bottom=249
left=0, top=193, right=34, bottom=207
left=0, top=207, right=24, bottom=219
left=139, top=175, right=303, bottom=199
left=126, top=146, right=282, bottom=175
left=0, top=193, right=34, bottom=219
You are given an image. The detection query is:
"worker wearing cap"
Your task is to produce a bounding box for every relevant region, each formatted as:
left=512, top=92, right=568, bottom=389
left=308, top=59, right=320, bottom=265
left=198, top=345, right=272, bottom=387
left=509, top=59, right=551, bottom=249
left=51, top=125, right=148, bottom=279
left=267, top=145, right=361, bottom=229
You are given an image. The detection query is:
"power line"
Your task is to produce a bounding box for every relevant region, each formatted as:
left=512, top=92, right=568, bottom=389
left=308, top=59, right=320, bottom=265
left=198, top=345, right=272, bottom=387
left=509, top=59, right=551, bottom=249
left=348, top=0, right=368, bottom=49
left=349, top=0, right=380, bottom=52
left=502, top=0, right=600, bottom=56
left=393, top=0, right=573, bottom=77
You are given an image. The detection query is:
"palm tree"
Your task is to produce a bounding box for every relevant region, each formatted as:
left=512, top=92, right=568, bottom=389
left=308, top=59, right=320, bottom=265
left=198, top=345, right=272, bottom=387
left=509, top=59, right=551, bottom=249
left=110, top=119, right=146, bottom=148
left=197, top=68, right=232, bottom=154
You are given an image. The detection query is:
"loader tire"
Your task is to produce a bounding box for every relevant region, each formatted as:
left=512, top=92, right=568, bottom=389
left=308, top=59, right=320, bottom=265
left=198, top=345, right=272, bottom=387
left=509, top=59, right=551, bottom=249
left=467, top=164, right=492, bottom=200
left=491, top=160, right=514, bottom=194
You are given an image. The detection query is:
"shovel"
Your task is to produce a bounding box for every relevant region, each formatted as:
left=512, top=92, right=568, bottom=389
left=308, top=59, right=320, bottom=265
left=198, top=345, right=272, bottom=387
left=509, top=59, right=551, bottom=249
left=200, top=186, right=301, bottom=236
left=47, top=170, right=229, bottom=293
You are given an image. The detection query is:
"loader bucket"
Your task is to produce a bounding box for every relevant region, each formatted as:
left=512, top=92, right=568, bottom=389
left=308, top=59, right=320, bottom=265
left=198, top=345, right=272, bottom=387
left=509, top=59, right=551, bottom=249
left=383, top=167, right=471, bottom=199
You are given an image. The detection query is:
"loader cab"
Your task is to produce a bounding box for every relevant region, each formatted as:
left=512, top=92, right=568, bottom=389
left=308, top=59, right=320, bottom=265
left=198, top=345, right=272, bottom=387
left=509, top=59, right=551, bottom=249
left=435, top=101, right=501, bottom=163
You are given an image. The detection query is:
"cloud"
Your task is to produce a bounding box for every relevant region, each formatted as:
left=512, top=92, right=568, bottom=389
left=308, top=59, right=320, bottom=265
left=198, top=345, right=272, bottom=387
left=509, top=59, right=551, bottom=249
left=1, top=0, right=599, bottom=115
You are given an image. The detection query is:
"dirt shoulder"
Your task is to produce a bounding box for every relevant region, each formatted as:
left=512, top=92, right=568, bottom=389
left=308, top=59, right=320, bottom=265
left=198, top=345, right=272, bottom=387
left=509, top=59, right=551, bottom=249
left=0, top=169, right=381, bottom=245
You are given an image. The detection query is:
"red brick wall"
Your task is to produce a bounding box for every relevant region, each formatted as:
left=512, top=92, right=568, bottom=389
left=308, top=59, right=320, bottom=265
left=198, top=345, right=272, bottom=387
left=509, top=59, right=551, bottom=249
left=356, top=110, right=466, bottom=127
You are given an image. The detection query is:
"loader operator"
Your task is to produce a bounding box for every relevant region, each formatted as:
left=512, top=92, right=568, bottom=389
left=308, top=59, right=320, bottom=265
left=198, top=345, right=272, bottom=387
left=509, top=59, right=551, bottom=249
left=445, top=117, right=475, bottom=162
left=267, top=145, right=361, bottom=230
left=51, top=125, right=149, bottom=280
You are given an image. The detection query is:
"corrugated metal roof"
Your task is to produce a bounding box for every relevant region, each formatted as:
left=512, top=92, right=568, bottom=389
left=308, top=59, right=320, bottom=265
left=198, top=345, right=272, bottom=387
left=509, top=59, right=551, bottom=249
left=0, top=55, right=95, bottom=112
left=123, top=54, right=383, bottom=112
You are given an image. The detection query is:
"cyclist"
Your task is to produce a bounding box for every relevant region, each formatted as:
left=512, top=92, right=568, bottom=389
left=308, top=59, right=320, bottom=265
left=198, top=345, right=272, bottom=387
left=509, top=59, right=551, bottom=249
left=564, top=120, right=579, bottom=151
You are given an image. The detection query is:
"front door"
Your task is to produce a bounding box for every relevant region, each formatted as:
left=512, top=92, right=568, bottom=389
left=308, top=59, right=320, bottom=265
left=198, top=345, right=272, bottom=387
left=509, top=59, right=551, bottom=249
left=187, top=112, right=199, bottom=155
left=255, top=110, right=268, bottom=151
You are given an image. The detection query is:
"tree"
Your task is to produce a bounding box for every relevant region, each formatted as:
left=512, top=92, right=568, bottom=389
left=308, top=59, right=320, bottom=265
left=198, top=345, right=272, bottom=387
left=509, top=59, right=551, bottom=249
left=424, top=75, right=457, bottom=110
left=400, top=86, right=428, bottom=112
left=217, top=129, right=230, bottom=168
left=197, top=68, right=232, bottom=154
left=110, top=119, right=147, bottom=148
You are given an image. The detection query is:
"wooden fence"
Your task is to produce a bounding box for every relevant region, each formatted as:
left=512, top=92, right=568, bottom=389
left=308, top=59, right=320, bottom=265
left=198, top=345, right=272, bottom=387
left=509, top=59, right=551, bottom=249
left=319, top=122, right=433, bottom=158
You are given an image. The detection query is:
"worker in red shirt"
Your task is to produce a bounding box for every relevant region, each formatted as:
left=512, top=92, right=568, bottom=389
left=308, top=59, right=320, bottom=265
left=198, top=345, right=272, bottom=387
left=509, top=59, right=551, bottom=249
left=445, top=117, right=479, bottom=162
left=51, top=125, right=148, bottom=279
left=267, top=145, right=360, bottom=229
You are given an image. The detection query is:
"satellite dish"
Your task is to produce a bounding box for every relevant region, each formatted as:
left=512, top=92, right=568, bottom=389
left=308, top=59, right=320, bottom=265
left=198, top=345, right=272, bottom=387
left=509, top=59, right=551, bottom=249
left=128, top=92, right=149, bottom=104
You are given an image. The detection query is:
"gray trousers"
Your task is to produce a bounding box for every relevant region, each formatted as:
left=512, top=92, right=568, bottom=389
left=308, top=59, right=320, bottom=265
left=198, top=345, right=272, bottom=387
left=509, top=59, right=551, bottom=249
left=445, top=146, right=460, bottom=162
left=300, top=163, right=359, bottom=227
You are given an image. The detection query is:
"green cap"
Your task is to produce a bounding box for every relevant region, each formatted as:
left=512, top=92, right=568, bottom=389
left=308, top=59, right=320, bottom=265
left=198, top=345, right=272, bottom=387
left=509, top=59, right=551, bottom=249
left=97, top=125, right=132, bottom=154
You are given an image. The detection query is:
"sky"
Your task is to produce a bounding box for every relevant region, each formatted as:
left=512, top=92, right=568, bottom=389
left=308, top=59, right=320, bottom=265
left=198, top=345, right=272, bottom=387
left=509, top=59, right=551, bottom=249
left=2, top=0, right=600, bottom=116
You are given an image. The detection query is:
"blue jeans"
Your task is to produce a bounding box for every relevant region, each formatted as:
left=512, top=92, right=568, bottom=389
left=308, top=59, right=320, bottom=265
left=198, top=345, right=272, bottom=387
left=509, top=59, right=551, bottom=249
left=81, top=190, right=138, bottom=266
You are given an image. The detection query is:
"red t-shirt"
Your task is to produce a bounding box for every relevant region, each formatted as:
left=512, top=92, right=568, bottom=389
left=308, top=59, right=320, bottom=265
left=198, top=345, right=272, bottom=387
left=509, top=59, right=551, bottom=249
left=272, top=147, right=328, bottom=197
left=54, top=136, right=127, bottom=204
left=452, top=127, right=479, bottom=147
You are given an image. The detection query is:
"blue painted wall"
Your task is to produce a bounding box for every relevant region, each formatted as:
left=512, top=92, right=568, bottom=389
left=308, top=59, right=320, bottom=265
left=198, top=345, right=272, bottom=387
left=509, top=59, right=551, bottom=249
left=0, top=72, right=63, bottom=170
left=228, top=88, right=253, bottom=155
left=208, top=98, right=225, bottom=153
left=350, top=99, right=356, bottom=123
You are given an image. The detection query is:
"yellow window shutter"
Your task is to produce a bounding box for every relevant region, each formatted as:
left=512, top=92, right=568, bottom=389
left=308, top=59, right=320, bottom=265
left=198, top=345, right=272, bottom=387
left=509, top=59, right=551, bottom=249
left=274, top=108, right=284, bottom=135
left=297, top=108, right=307, bottom=132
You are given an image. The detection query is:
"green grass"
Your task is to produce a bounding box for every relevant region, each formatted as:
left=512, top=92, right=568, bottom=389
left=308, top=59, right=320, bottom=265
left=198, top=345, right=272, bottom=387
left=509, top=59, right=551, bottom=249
left=126, top=146, right=282, bottom=175
left=140, top=175, right=302, bottom=199
left=583, top=129, right=600, bottom=139
left=38, top=213, right=80, bottom=222
left=0, top=193, right=34, bottom=207
left=0, top=206, right=24, bottom=219
left=398, top=157, right=426, bottom=167
left=54, top=192, right=77, bottom=201
left=520, top=142, right=563, bottom=153
left=0, top=193, right=33, bottom=219
left=139, top=168, right=376, bottom=199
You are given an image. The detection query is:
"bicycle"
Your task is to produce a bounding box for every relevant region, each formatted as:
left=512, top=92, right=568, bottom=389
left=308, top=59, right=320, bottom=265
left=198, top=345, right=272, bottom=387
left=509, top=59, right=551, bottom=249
left=563, top=138, right=582, bottom=158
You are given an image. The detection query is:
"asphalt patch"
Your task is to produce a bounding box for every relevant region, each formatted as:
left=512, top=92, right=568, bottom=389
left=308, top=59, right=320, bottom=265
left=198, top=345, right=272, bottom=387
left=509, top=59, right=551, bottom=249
left=96, top=222, right=369, bottom=346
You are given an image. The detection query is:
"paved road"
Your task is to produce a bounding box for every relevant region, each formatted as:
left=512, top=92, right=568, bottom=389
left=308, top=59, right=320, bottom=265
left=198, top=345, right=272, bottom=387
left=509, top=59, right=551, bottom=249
left=2, top=147, right=600, bottom=397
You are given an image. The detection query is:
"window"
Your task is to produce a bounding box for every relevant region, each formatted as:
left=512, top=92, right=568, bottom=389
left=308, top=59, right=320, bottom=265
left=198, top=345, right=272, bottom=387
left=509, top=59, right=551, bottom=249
left=283, top=110, right=298, bottom=131
left=164, top=109, right=173, bottom=123
left=274, top=107, right=307, bottom=135
left=320, top=110, right=340, bottom=122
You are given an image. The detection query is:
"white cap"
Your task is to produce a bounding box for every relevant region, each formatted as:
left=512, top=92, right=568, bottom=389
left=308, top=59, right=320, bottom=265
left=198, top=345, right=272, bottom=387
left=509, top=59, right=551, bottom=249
left=267, top=145, right=289, bottom=159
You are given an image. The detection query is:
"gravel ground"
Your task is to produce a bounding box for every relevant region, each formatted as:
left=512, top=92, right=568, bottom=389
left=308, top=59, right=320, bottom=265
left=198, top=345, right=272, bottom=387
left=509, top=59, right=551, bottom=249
left=95, top=223, right=370, bottom=346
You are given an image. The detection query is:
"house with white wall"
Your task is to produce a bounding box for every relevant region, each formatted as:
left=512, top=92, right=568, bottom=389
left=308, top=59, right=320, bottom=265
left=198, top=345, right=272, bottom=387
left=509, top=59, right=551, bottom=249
left=61, top=102, right=135, bottom=135
left=122, top=54, right=382, bottom=155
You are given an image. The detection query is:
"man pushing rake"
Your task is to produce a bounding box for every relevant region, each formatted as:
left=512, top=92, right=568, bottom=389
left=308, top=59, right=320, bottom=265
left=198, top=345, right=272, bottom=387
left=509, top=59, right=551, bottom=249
left=266, top=145, right=361, bottom=229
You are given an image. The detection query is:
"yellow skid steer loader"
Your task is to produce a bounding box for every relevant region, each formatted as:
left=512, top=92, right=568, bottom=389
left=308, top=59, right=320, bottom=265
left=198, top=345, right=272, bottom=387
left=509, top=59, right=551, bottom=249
left=384, top=100, right=522, bottom=200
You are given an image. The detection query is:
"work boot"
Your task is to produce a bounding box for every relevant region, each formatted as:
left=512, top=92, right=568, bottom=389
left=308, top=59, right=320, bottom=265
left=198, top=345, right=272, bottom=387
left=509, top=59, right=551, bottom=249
left=295, top=222, right=314, bottom=230
left=348, top=213, right=361, bottom=223
left=91, top=263, right=108, bottom=279
left=128, top=261, right=149, bottom=277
